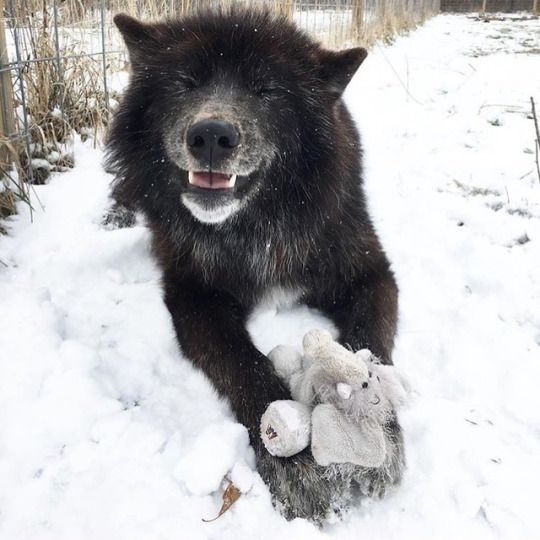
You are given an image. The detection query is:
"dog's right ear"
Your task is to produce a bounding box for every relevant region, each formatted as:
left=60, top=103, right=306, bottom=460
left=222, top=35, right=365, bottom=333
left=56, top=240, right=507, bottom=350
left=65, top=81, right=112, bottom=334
left=114, top=14, right=162, bottom=65
left=318, top=47, right=368, bottom=96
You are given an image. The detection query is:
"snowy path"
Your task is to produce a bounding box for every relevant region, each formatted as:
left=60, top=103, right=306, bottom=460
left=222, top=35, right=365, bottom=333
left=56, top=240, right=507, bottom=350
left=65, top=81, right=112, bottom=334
left=1, top=14, right=540, bottom=540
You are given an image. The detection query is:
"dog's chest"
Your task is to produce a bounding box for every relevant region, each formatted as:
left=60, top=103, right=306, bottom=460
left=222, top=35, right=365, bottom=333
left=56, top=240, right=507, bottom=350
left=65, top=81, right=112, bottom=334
left=189, top=229, right=306, bottom=289
left=255, top=286, right=304, bottom=311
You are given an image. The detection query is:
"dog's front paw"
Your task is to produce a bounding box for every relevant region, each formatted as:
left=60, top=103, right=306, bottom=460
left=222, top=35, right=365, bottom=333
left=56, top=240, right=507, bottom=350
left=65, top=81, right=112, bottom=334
left=350, top=413, right=405, bottom=498
left=256, top=445, right=352, bottom=523
left=311, top=350, right=407, bottom=498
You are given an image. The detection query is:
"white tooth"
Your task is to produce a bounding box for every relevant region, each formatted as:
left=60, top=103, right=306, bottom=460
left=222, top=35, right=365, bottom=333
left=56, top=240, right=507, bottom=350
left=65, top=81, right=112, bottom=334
left=229, top=174, right=237, bottom=187
left=188, top=171, right=194, bottom=184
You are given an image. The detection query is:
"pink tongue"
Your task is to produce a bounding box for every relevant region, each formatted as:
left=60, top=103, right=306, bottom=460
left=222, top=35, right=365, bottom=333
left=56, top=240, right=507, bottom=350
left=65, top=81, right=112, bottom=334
left=190, top=171, right=232, bottom=189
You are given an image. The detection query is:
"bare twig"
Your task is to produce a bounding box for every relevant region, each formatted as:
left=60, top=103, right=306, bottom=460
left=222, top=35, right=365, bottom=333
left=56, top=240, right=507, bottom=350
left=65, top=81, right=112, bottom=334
left=478, top=103, right=527, bottom=114
left=375, top=43, right=424, bottom=105
left=519, top=169, right=533, bottom=180
left=531, top=97, right=540, bottom=184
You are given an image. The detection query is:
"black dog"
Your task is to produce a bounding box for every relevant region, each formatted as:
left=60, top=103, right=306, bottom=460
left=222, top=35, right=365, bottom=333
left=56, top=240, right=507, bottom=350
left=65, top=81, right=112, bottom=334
left=106, top=8, right=404, bottom=522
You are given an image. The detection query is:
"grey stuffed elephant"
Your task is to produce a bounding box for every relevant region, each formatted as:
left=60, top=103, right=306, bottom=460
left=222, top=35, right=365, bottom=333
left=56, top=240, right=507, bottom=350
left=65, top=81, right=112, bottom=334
left=260, top=329, right=408, bottom=467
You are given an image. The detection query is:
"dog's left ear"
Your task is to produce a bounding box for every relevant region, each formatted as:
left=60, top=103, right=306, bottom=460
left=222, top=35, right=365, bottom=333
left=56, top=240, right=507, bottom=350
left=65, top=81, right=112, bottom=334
left=319, top=47, right=368, bottom=95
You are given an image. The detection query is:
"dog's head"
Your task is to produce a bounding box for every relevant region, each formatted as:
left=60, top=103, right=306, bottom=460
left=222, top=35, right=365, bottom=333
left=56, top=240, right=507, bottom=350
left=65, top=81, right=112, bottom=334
left=111, top=10, right=367, bottom=224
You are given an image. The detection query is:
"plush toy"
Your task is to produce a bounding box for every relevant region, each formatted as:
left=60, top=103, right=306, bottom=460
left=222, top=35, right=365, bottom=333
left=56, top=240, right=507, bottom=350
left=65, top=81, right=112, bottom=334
left=260, top=329, right=408, bottom=468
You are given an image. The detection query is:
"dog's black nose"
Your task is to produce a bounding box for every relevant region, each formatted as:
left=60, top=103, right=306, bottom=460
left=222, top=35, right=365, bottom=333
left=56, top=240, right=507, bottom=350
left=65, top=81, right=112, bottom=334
left=186, top=119, right=239, bottom=166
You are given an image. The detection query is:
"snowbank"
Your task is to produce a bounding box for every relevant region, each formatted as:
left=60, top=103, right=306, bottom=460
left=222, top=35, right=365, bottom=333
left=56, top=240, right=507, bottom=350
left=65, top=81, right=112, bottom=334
left=1, top=14, right=539, bottom=540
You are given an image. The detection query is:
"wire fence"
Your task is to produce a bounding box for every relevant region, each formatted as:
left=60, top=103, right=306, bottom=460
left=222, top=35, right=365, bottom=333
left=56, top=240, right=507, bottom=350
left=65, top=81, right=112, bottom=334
left=0, top=0, right=443, bottom=219
left=441, top=0, right=538, bottom=11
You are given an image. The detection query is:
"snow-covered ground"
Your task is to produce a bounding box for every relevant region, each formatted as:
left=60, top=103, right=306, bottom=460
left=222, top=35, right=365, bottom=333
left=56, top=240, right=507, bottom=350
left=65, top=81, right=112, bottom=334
left=1, top=13, right=540, bottom=540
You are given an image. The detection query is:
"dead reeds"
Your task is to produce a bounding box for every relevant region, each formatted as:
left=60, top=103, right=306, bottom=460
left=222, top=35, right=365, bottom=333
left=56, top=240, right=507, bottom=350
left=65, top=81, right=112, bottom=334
left=1, top=0, right=117, bottom=221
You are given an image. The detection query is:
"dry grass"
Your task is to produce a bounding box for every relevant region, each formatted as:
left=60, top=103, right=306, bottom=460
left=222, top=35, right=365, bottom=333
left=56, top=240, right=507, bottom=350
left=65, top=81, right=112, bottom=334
left=20, top=38, right=111, bottom=183
left=1, top=0, right=116, bottom=226
left=0, top=135, right=33, bottom=225
left=0, top=3, right=116, bottom=223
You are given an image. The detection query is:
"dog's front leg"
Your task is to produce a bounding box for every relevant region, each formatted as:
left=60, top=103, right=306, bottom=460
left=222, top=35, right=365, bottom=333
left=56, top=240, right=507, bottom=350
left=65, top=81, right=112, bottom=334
left=310, top=264, right=399, bottom=364
left=164, top=278, right=287, bottom=433
left=163, top=277, right=351, bottom=522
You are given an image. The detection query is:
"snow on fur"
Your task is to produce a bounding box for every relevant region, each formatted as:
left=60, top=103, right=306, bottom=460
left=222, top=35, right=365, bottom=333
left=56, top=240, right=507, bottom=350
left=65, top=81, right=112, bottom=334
left=0, top=14, right=539, bottom=540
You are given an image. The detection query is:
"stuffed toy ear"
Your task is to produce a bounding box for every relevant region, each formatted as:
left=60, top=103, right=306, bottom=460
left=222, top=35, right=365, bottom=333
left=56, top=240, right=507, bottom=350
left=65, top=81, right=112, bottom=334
left=319, top=47, right=368, bottom=96
left=311, top=404, right=386, bottom=468
left=114, top=13, right=165, bottom=66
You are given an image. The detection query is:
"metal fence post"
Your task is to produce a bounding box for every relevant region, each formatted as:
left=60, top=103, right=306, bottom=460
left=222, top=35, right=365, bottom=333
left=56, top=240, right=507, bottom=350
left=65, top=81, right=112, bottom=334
left=277, top=0, right=294, bottom=18
left=100, top=0, right=109, bottom=112
left=52, top=0, right=65, bottom=130
left=0, top=0, right=15, bottom=167
left=352, top=0, right=364, bottom=44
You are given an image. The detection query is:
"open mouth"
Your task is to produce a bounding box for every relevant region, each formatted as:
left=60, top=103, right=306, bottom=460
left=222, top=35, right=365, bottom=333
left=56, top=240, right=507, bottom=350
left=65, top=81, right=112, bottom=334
left=188, top=171, right=237, bottom=190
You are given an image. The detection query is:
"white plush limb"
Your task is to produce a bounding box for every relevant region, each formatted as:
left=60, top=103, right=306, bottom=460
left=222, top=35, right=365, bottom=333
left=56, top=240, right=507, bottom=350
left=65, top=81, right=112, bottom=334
left=290, top=362, right=324, bottom=404
left=267, top=345, right=303, bottom=382
left=354, top=348, right=373, bottom=363
left=267, top=344, right=316, bottom=403
left=260, top=400, right=311, bottom=458
left=311, top=404, right=386, bottom=468
left=302, top=329, right=369, bottom=386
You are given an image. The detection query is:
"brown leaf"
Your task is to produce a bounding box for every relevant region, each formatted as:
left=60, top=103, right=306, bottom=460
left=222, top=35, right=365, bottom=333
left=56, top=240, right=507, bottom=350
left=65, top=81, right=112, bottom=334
left=202, top=482, right=241, bottom=523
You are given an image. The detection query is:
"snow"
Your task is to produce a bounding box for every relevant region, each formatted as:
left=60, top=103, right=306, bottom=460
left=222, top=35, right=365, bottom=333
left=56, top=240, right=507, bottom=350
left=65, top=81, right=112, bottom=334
left=1, top=13, right=540, bottom=540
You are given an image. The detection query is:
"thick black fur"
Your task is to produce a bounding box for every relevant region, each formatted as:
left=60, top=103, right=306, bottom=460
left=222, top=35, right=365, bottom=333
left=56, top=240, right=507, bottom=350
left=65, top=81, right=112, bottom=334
left=106, top=8, right=403, bottom=522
